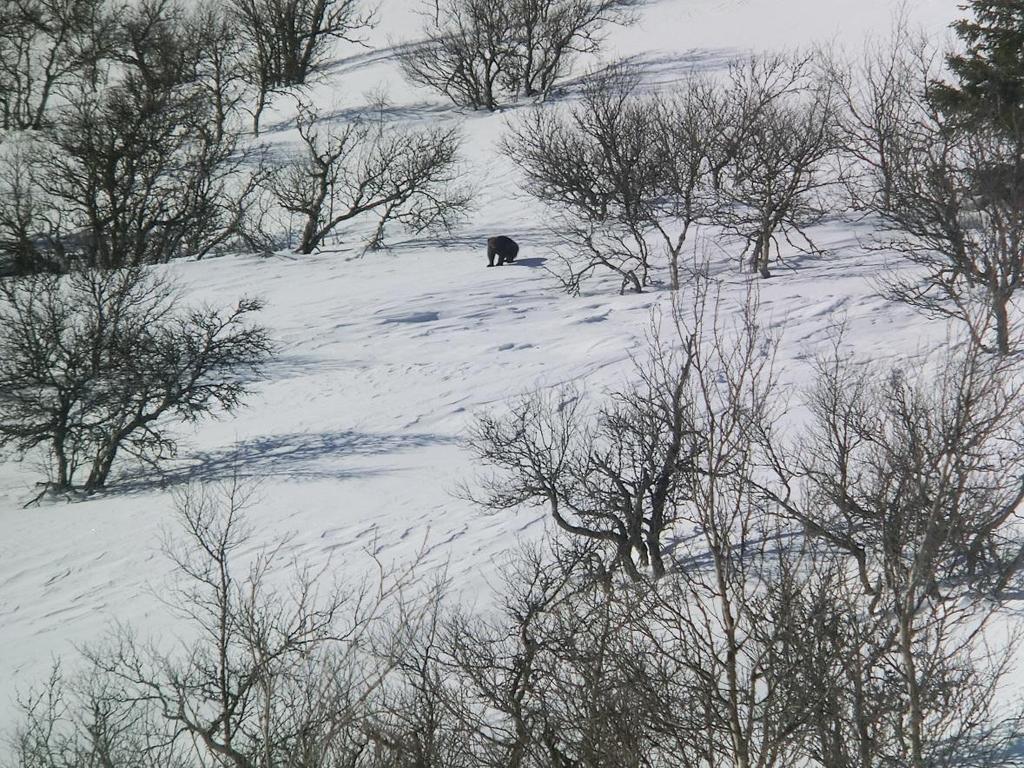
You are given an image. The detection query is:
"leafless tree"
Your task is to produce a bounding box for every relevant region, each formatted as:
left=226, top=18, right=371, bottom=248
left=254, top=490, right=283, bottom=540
left=466, top=291, right=1024, bottom=767
left=271, top=106, right=470, bottom=255
left=87, top=479, right=431, bottom=768
left=577, top=290, right=810, bottom=768
left=231, top=0, right=374, bottom=134
left=9, top=479, right=436, bottom=766
left=878, top=109, right=1024, bottom=354
left=424, top=541, right=657, bottom=768
left=8, top=333, right=1024, bottom=767
left=504, top=57, right=834, bottom=292
left=757, top=339, right=1024, bottom=768
left=511, top=0, right=633, bottom=99
left=111, top=0, right=198, bottom=95
left=1, top=45, right=271, bottom=273
left=365, top=588, right=477, bottom=768
left=7, top=277, right=1024, bottom=768
left=0, top=136, right=63, bottom=275
left=189, top=2, right=253, bottom=144
left=0, top=0, right=114, bottom=130
left=617, top=530, right=823, bottom=768
left=9, top=663, right=188, bottom=768
left=469, top=279, right=778, bottom=581
left=232, top=182, right=289, bottom=256
left=832, top=26, right=1024, bottom=354
left=554, top=218, right=654, bottom=295
left=469, top=376, right=679, bottom=582
left=779, top=549, right=1024, bottom=768
left=18, top=78, right=254, bottom=269
left=109, top=0, right=251, bottom=142
left=828, top=22, right=937, bottom=215
left=0, top=268, right=271, bottom=493
left=432, top=531, right=814, bottom=768
left=712, top=54, right=839, bottom=278
left=399, top=0, right=631, bottom=111
left=400, top=0, right=516, bottom=112
left=788, top=341, right=1024, bottom=593
left=503, top=68, right=720, bottom=293
left=651, top=83, right=727, bottom=289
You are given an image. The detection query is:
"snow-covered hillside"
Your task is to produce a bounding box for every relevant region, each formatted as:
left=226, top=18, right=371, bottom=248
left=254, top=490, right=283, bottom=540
left=0, top=0, right=962, bottom=729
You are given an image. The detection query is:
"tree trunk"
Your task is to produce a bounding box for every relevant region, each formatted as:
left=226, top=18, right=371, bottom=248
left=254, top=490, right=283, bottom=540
left=896, top=593, right=926, bottom=768
left=85, top=442, right=119, bottom=492
left=617, top=537, right=643, bottom=581
left=669, top=243, right=682, bottom=291
left=627, top=509, right=647, bottom=570
left=252, top=87, right=267, bottom=137
left=752, top=230, right=772, bottom=279
left=214, top=87, right=227, bottom=144
left=620, top=269, right=643, bottom=294
left=716, top=566, right=750, bottom=768
left=992, top=293, right=1011, bottom=354
left=54, top=437, right=70, bottom=489
left=647, top=541, right=666, bottom=580
left=298, top=214, right=320, bottom=255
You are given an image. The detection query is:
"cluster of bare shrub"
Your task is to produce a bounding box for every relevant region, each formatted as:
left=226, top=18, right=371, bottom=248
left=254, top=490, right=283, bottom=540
left=399, top=0, right=634, bottom=111
left=271, top=105, right=471, bottom=256
left=464, top=278, right=1024, bottom=766
left=0, top=28, right=466, bottom=490
left=8, top=277, right=1024, bottom=766
left=502, top=23, right=1024, bottom=357
left=833, top=26, right=1024, bottom=355
left=0, top=0, right=370, bottom=135
left=0, top=0, right=302, bottom=492
left=503, top=57, right=836, bottom=293
left=0, top=0, right=472, bottom=273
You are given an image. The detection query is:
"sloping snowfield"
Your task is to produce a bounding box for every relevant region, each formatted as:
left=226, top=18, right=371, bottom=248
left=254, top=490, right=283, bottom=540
left=0, top=0, right=964, bottom=728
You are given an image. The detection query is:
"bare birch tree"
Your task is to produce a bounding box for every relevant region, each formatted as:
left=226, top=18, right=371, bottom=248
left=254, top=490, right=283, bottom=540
left=0, top=0, right=114, bottom=130
left=271, top=106, right=469, bottom=255
left=469, top=278, right=778, bottom=580
left=0, top=268, right=271, bottom=493
left=231, top=0, right=374, bottom=133
left=504, top=68, right=720, bottom=293
left=399, top=0, right=631, bottom=111
left=758, top=339, right=1024, bottom=768
left=712, top=54, right=839, bottom=278
left=834, top=26, right=1024, bottom=354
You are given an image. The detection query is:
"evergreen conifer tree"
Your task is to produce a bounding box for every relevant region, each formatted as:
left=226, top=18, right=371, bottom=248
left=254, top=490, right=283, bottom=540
left=932, top=0, right=1024, bottom=132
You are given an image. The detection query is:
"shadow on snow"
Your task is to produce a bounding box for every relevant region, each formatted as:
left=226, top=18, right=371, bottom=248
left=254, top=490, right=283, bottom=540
left=113, top=429, right=458, bottom=492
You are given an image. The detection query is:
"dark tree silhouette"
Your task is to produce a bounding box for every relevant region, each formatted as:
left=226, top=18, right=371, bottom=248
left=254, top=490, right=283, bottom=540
left=0, top=268, right=271, bottom=492
left=0, top=0, right=114, bottom=130
left=931, top=0, right=1024, bottom=133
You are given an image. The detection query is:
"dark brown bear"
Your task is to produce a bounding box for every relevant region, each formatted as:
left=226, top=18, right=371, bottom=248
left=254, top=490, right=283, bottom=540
left=486, top=235, right=519, bottom=267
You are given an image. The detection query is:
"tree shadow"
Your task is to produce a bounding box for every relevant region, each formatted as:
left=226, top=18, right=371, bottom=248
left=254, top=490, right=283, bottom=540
left=260, top=99, right=458, bottom=135
left=317, top=100, right=457, bottom=126
left=322, top=40, right=423, bottom=78
left=262, top=44, right=742, bottom=134
left=1005, top=737, right=1024, bottom=758
left=259, top=353, right=365, bottom=379
left=548, top=48, right=744, bottom=102
left=113, top=429, right=458, bottom=493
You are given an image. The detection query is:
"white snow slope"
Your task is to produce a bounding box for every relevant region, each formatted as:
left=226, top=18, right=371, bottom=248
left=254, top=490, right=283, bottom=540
left=0, top=0, right=967, bottom=730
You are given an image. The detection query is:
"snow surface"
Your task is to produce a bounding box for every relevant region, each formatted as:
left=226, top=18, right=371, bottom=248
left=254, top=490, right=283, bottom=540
left=0, top=0, right=965, bottom=730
